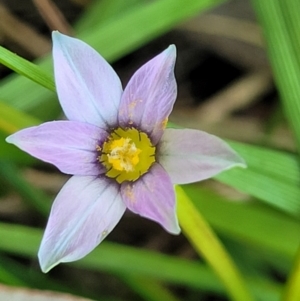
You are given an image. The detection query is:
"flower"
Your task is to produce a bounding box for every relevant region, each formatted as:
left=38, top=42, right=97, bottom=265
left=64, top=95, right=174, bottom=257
left=6, top=32, right=246, bottom=273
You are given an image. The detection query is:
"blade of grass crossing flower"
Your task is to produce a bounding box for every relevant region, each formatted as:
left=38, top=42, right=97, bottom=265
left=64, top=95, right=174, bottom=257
left=282, top=247, right=300, bottom=301
left=0, top=46, right=55, bottom=92
left=176, top=186, right=254, bottom=301
left=251, top=0, right=300, bottom=149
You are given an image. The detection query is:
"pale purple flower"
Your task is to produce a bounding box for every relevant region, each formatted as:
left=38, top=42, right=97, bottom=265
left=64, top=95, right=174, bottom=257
left=6, top=32, right=245, bottom=272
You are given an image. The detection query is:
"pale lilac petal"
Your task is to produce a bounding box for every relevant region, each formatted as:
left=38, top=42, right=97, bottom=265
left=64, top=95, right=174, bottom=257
left=6, top=121, right=107, bottom=175
left=52, top=31, right=122, bottom=128
left=38, top=175, right=126, bottom=272
left=118, top=45, right=177, bottom=144
left=121, top=163, right=180, bottom=234
left=158, top=128, right=247, bottom=184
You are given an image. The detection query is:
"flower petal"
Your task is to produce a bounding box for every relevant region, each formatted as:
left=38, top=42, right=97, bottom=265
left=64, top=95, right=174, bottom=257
left=118, top=45, right=177, bottom=144
left=121, top=163, right=180, bottom=234
left=6, top=121, right=107, bottom=175
left=158, top=128, right=246, bottom=184
left=52, top=31, right=122, bottom=128
left=38, top=175, right=125, bottom=272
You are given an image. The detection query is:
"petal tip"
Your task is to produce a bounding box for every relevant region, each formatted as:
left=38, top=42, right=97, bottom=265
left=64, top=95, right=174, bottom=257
left=38, top=237, right=63, bottom=273
left=52, top=31, right=70, bottom=48
left=238, top=161, right=247, bottom=169
left=5, top=134, right=13, bottom=144
left=222, top=152, right=247, bottom=172
left=38, top=251, right=60, bottom=273
left=52, top=30, right=63, bottom=40
left=5, top=132, right=20, bottom=147
left=233, top=154, right=247, bottom=169
left=168, top=44, right=176, bottom=52
left=165, top=44, right=177, bottom=59
left=168, top=225, right=181, bottom=235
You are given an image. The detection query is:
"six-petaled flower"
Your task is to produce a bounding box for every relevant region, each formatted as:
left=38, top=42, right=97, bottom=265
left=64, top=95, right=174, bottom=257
left=6, top=32, right=246, bottom=272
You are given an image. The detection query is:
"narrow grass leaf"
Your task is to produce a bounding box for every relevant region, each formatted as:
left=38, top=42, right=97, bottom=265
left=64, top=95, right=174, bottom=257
left=217, top=141, right=300, bottom=216
left=0, top=46, right=55, bottom=92
left=216, top=167, right=300, bottom=216
left=251, top=0, right=300, bottom=149
left=228, top=141, right=300, bottom=185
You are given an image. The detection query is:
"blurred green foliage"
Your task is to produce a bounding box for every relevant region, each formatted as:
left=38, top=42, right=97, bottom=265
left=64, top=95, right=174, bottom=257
left=1, top=0, right=300, bottom=300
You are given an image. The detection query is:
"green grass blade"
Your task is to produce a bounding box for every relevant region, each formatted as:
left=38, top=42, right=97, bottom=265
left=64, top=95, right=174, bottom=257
left=0, top=46, right=55, bottom=92
left=217, top=141, right=300, bottom=216
left=229, top=141, right=299, bottom=185
left=216, top=167, right=300, bottom=215
left=251, top=0, right=300, bottom=150
left=279, top=1, right=300, bottom=68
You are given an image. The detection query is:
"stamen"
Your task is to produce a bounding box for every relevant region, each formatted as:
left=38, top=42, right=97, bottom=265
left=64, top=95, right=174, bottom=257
left=107, top=137, right=141, bottom=172
left=98, top=128, right=156, bottom=183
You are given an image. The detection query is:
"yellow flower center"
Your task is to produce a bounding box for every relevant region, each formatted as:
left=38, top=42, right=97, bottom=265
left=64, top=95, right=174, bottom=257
left=99, top=128, right=156, bottom=183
